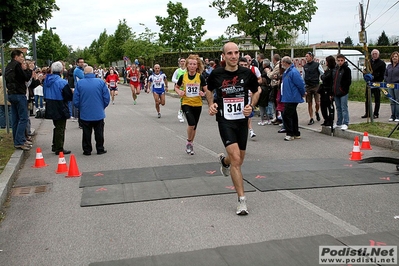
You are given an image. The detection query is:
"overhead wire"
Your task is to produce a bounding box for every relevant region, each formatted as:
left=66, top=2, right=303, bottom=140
left=365, top=0, right=399, bottom=29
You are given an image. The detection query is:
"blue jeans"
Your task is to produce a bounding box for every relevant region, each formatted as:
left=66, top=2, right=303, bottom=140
left=266, top=101, right=275, bottom=119
left=388, top=88, right=399, bottom=119
left=334, top=94, right=349, bottom=126
left=8, top=94, right=28, bottom=146
left=34, top=95, right=43, bottom=109
left=0, top=105, right=12, bottom=128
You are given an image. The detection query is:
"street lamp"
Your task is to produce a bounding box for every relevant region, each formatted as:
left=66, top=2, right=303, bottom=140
left=47, top=27, right=56, bottom=66
left=49, top=27, right=56, bottom=35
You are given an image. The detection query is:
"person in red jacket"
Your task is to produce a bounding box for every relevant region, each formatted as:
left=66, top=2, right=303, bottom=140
left=105, top=69, right=119, bottom=105
left=127, top=64, right=140, bottom=105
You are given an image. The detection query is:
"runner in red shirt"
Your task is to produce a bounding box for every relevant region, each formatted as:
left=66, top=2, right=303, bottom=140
left=127, top=64, right=140, bottom=105
left=105, top=69, right=119, bottom=105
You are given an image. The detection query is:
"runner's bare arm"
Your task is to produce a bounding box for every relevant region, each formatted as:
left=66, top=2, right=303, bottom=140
left=205, top=89, right=217, bottom=116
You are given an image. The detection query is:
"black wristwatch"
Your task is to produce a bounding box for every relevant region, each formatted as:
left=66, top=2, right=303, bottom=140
left=250, top=104, right=254, bottom=111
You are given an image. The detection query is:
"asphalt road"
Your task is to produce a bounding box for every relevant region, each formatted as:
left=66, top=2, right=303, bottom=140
left=0, top=83, right=398, bottom=266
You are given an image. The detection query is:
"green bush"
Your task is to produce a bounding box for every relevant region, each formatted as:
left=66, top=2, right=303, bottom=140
left=161, top=67, right=176, bottom=80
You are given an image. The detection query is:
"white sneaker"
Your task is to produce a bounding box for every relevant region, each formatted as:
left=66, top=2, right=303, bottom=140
left=177, top=110, right=184, bottom=123
left=284, top=135, right=294, bottom=141
left=249, top=129, right=256, bottom=138
left=257, top=121, right=266, bottom=126
left=389, top=118, right=394, bottom=122
left=218, top=153, right=230, bottom=176
left=236, top=197, right=249, bottom=215
left=395, top=119, right=399, bottom=122
left=186, top=142, right=193, bottom=154
left=341, top=124, right=348, bottom=131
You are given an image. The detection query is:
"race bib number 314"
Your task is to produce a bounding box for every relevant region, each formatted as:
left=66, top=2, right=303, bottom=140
left=223, top=98, right=245, bottom=120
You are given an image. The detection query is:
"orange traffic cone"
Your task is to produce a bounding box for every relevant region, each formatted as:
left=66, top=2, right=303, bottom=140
left=360, top=132, right=372, bottom=150
left=66, top=154, right=81, bottom=178
left=55, top=152, right=68, bottom=174
left=32, top=147, right=48, bottom=168
left=349, top=136, right=362, bottom=161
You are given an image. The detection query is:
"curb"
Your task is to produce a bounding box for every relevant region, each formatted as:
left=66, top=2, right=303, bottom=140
left=319, top=126, right=399, bottom=152
left=0, top=149, right=25, bottom=208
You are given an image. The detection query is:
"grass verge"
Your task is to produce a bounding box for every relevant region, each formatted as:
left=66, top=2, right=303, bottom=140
left=349, top=122, right=399, bottom=139
left=0, top=130, right=15, bottom=175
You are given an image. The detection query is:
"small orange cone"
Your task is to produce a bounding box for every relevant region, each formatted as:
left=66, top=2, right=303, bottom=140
left=32, top=147, right=48, bottom=168
left=66, top=154, right=81, bottom=178
left=360, top=132, right=372, bottom=150
left=349, top=136, right=362, bottom=161
left=55, top=152, right=68, bottom=174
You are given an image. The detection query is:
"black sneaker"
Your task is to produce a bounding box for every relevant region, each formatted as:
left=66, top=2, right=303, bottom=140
left=315, top=112, right=320, bottom=121
left=308, top=118, right=314, bottom=125
left=361, top=114, right=368, bottom=118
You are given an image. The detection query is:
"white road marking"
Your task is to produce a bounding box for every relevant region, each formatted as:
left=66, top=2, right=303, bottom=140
left=279, top=190, right=366, bottom=235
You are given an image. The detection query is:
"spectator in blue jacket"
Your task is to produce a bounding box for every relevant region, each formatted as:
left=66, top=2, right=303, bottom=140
left=73, top=66, right=110, bottom=156
left=281, top=56, right=305, bottom=141
left=43, top=61, right=73, bottom=155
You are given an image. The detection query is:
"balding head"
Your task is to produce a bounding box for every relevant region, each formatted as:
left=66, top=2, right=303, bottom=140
left=222, top=42, right=238, bottom=54
left=84, top=66, right=94, bottom=74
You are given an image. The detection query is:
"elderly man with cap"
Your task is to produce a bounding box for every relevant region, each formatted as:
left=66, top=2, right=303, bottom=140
left=43, top=61, right=73, bottom=155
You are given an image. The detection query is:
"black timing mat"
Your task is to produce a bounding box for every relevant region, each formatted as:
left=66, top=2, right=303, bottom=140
left=241, top=158, right=397, bottom=192
left=81, top=175, right=256, bottom=207
left=79, top=162, right=221, bottom=188
left=89, top=233, right=346, bottom=266
left=338, top=230, right=399, bottom=247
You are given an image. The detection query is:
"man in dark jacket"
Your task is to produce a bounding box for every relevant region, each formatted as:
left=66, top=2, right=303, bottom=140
left=333, top=54, right=352, bottom=131
left=362, top=49, right=386, bottom=119
left=5, top=50, right=33, bottom=150
left=73, top=66, right=110, bottom=156
left=43, top=61, right=73, bottom=155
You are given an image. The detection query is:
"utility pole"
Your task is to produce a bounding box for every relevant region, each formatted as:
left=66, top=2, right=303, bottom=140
left=358, top=2, right=373, bottom=122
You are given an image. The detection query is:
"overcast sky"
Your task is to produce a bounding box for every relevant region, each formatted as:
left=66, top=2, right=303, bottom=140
left=45, top=0, right=399, bottom=50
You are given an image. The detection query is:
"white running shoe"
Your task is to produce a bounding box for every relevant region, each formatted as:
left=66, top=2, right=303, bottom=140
left=178, top=110, right=184, bottom=123
left=284, top=135, right=294, bottom=141
left=341, top=124, right=348, bottom=131
left=158, top=113, right=161, bottom=118
left=186, top=142, right=193, bottom=154
left=249, top=129, right=256, bottom=138
left=218, top=153, right=230, bottom=176
left=236, top=197, right=249, bottom=215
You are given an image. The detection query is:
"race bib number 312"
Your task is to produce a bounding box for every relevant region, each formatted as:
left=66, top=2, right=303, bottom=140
left=223, top=98, right=245, bottom=120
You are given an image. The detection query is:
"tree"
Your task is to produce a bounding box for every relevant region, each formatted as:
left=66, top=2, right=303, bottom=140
left=156, top=1, right=206, bottom=55
left=343, top=36, right=354, bottom=46
left=377, top=31, right=390, bottom=46
left=195, top=35, right=226, bottom=50
left=101, top=19, right=133, bottom=64
left=35, top=29, right=69, bottom=66
left=89, top=30, right=109, bottom=66
left=210, top=0, right=317, bottom=52
left=123, top=26, right=164, bottom=67
left=0, top=0, right=59, bottom=42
